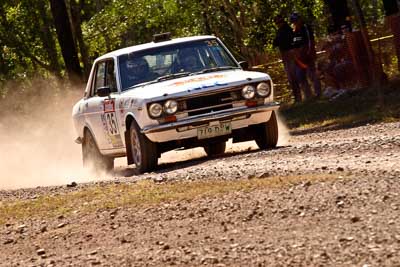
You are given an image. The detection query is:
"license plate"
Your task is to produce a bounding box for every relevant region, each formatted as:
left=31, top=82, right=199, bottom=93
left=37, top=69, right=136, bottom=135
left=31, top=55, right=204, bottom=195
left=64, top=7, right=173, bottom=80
left=197, top=122, right=232, bottom=140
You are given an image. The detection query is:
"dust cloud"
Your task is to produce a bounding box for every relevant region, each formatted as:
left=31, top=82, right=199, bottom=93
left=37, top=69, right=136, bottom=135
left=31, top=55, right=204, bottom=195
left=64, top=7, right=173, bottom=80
left=0, top=79, right=291, bottom=189
left=0, top=81, right=109, bottom=190
left=277, top=111, right=291, bottom=146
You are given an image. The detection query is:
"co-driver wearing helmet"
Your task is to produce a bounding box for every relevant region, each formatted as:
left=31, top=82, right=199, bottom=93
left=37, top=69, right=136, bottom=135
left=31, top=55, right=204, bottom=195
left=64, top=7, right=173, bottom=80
left=125, top=57, right=151, bottom=84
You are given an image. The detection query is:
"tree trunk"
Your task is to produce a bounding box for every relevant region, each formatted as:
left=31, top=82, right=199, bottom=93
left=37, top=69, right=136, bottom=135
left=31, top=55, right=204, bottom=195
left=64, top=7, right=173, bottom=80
left=350, top=0, right=385, bottom=106
left=49, top=0, right=82, bottom=83
left=0, top=40, right=7, bottom=77
left=95, top=0, right=103, bottom=12
left=221, top=0, right=247, bottom=57
left=70, top=0, right=91, bottom=78
left=371, top=0, right=379, bottom=23
left=200, top=0, right=212, bottom=34
left=36, top=2, right=62, bottom=78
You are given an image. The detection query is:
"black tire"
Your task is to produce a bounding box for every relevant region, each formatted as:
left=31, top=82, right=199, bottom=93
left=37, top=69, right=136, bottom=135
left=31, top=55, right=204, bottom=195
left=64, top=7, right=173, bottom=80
left=82, top=130, right=114, bottom=173
left=203, top=141, right=226, bottom=157
left=129, top=121, right=158, bottom=174
left=255, top=111, right=279, bottom=149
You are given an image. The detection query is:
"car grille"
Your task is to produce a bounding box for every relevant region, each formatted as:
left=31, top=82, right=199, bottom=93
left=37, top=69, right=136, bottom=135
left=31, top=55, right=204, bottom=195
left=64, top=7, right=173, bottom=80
left=186, top=91, right=234, bottom=116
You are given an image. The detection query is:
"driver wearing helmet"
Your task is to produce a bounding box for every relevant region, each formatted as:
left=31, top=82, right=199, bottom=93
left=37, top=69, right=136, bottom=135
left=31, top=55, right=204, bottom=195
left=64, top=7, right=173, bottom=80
left=177, top=49, right=202, bottom=73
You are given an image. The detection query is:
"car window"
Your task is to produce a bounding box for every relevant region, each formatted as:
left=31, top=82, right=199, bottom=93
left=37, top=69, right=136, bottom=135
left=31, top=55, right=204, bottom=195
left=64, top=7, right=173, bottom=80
left=209, top=45, right=236, bottom=66
left=90, top=59, right=117, bottom=97
left=94, top=62, right=106, bottom=93
left=105, top=60, right=118, bottom=93
left=118, top=39, right=239, bottom=91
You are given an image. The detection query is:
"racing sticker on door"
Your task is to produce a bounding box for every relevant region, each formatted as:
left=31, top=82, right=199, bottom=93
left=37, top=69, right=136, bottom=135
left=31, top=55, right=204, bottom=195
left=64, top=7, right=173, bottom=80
left=101, top=99, right=124, bottom=148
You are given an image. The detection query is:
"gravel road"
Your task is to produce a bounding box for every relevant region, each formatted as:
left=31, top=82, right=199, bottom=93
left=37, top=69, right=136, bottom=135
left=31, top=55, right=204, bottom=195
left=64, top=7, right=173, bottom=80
left=1, top=121, right=399, bottom=266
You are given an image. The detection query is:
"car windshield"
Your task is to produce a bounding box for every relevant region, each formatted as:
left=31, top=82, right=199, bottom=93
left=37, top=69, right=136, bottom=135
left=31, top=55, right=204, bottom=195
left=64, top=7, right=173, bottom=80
left=118, top=39, right=239, bottom=91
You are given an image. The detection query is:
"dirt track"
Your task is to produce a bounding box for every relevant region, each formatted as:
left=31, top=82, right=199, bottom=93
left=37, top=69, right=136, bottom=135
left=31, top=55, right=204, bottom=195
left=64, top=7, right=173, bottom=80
left=1, top=121, right=399, bottom=266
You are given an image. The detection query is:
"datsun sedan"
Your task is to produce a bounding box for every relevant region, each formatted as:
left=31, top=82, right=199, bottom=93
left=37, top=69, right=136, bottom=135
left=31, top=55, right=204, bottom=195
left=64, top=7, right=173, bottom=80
left=72, top=34, right=279, bottom=173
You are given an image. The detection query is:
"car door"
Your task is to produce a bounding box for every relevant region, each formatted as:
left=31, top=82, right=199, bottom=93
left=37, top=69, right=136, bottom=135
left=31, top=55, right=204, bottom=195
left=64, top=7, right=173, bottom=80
left=85, top=59, right=124, bottom=152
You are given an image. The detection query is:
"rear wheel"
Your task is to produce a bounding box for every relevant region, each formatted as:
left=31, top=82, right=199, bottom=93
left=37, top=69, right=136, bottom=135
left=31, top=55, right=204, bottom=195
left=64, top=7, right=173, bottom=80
left=129, top=121, right=158, bottom=173
left=255, top=111, right=279, bottom=149
left=203, top=141, right=226, bottom=157
left=82, top=130, right=114, bottom=173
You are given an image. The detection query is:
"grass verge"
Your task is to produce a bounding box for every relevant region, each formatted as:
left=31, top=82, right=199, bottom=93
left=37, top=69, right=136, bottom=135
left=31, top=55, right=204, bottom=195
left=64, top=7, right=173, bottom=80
left=280, top=80, right=400, bottom=130
left=0, top=174, right=341, bottom=225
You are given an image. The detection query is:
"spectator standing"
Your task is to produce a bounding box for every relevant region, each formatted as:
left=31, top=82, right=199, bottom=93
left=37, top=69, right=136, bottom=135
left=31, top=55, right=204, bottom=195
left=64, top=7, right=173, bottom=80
left=273, top=15, right=301, bottom=103
left=290, top=13, right=322, bottom=99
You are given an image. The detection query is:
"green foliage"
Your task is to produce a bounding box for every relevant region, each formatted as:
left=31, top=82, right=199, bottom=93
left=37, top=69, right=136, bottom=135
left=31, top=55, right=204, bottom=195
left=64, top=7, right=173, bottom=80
left=83, top=0, right=204, bottom=56
left=0, top=0, right=397, bottom=99
left=0, top=0, right=62, bottom=83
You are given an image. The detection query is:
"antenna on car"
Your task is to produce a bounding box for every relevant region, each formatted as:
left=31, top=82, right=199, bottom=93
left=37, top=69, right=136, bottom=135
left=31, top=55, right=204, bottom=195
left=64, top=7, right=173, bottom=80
left=153, top=32, right=171, bottom=43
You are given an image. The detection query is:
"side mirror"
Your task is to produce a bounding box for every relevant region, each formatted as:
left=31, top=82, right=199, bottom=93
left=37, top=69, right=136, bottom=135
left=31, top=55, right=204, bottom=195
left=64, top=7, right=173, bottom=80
left=97, top=86, right=111, bottom=97
left=239, top=61, right=249, bottom=70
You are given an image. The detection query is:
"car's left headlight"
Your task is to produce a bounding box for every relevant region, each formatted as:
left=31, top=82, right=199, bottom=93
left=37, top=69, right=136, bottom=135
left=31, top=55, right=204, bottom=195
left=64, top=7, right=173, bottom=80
left=241, top=85, right=255, bottom=99
left=256, top=82, right=271, bottom=97
left=164, top=100, right=178, bottom=115
left=149, top=103, right=163, bottom=118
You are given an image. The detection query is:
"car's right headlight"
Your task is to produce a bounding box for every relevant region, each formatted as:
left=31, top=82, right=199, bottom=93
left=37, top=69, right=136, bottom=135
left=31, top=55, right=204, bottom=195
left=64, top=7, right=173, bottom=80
left=149, top=103, right=163, bottom=118
left=241, top=85, right=255, bottom=99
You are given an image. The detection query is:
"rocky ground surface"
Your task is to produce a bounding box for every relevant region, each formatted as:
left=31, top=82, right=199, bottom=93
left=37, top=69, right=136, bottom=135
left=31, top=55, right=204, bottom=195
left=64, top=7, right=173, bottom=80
left=0, top=121, right=399, bottom=266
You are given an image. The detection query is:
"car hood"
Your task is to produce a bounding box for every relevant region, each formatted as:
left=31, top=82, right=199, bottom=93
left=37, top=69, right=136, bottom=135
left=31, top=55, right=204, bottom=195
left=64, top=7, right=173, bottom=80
left=121, top=69, right=271, bottom=101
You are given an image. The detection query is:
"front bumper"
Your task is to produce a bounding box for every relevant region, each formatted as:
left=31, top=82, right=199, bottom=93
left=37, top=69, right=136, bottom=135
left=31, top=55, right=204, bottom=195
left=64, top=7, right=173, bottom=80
left=141, top=102, right=280, bottom=134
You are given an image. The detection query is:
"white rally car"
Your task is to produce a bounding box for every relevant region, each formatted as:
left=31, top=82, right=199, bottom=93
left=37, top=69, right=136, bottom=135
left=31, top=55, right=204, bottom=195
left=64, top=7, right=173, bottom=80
left=72, top=34, right=280, bottom=173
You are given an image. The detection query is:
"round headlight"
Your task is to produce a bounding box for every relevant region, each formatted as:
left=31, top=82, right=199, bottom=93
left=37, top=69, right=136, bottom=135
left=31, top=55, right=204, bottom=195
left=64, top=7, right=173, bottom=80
left=149, top=103, right=163, bottom=118
left=256, top=82, right=271, bottom=97
left=164, top=100, right=178, bottom=115
left=241, top=85, right=255, bottom=99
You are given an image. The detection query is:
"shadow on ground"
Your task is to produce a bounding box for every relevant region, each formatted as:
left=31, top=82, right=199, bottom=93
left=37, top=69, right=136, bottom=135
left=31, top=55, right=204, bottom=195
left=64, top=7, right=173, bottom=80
left=112, top=145, right=287, bottom=177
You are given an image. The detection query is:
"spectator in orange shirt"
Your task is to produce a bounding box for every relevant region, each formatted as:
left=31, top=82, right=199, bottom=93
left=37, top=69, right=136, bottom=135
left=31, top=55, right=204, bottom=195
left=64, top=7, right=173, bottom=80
left=290, top=13, right=321, bottom=99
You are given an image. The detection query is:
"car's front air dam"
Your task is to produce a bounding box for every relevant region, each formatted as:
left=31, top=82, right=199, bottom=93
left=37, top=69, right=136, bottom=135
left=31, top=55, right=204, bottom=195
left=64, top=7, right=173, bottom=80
left=141, top=102, right=280, bottom=135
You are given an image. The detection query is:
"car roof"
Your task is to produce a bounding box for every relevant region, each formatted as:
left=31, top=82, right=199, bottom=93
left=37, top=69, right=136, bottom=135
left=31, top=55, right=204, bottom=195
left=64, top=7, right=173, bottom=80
left=96, top=35, right=217, bottom=61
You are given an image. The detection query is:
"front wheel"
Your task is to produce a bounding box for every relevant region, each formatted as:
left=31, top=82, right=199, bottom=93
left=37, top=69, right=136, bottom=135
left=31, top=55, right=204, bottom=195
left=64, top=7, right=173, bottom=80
left=129, top=121, right=158, bottom=174
left=255, top=111, right=279, bottom=149
left=203, top=141, right=226, bottom=157
left=82, top=130, right=114, bottom=173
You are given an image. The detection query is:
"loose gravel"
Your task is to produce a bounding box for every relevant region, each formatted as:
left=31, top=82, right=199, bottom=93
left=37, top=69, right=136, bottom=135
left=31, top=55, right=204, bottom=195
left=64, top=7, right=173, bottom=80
left=0, top=121, right=399, bottom=266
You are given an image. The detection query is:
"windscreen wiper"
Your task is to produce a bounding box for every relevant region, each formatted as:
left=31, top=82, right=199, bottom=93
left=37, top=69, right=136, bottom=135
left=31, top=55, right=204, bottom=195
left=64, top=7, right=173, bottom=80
left=157, top=72, right=191, bottom=82
left=125, top=72, right=191, bottom=90
left=194, top=66, right=240, bottom=75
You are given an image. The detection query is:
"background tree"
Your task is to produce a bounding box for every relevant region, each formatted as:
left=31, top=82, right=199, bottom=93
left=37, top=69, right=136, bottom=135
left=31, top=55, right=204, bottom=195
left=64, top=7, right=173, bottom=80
left=49, top=0, right=82, bottom=83
left=70, top=0, right=91, bottom=78
left=35, top=1, right=62, bottom=78
left=0, top=1, right=56, bottom=78
left=0, top=0, right=395, bottom=96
